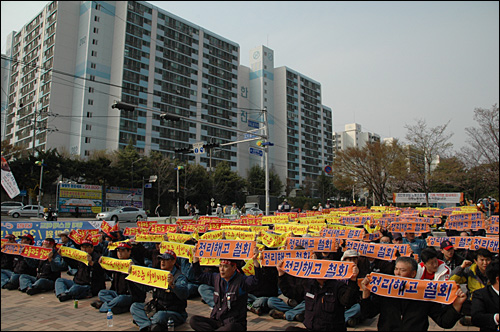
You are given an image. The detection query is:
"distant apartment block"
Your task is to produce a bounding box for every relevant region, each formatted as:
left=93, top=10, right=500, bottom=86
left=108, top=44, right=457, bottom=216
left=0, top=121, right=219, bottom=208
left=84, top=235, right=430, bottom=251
left=332, top=123, right=380, bottom=157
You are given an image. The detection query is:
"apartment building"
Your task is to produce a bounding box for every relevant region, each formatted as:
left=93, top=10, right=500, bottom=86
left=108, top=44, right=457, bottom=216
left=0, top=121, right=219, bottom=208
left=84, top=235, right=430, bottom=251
left=332, top=123, right=381, bottom=158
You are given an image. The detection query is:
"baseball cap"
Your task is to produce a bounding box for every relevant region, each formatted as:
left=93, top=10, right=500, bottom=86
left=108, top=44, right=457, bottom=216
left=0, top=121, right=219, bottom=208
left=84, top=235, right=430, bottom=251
left=158, top=249, right=177, bottom=260
left=18, top=234, right=34, bottom=244
left=341, top=249, right=360, bottom=261
left=80, top=239, right=94, bottom=247
left=392, top=232, right=403, bottom=241
left=4, top=234, right=16, bottom=240
left=440, top=240, right=454, bottom=251
left=116, top=242, right=132, bottom=250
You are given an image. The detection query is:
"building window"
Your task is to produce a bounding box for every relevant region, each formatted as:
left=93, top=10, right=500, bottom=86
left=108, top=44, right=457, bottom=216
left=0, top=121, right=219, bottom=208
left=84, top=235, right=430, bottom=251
left=85, top=137, right=91, bottom=143
left=84, top=150, right=90, bottom=156
left=94, top=16, right=100, bottom=22
left=89, top=75, right=95, bottom=81
left=92, top=39, right=98, bottom=45
left=89, top=87, right=94, bottom=93
left=88, top=99, right=93, bottom=105
left=94, top=27, right=99, bottom=34
left=87, top=112, right=93, bottom=118
left=86, top=124, right=92, bottom=130
left=91, top=50, right=97, bottom=57
left=90, top=63, right=96, bottom=69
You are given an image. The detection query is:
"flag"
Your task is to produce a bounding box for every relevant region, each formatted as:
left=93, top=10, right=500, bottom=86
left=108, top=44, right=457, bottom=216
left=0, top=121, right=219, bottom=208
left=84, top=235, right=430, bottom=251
left=1, top=157, right=20, bottom=199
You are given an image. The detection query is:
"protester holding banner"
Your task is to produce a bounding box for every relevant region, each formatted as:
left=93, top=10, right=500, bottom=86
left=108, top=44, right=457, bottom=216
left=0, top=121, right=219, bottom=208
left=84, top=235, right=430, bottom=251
left=471, top=259, right=499, bottom=331
left=436, top=239, right=466, bottom=271
left=57, top=231, right=78, bottom=276
left=1, top=234, right=18, bottom=288
left=416, top=247, right=451, bottom=281
left=3, top=234, right=37, bottom=290
left=188, top=246, right=262, bottom=331
left=402, top=232, right=427, bottom=257
left=91, top=242, right=146, bottom=315
left=129, top=250, right=189, bottom=330
left=450, top=248, right=494, bottom=325
left=360, top=256, right=467, bottom=331
left=274, top=257, right=360, bottom=331
left=54, top=239, right=106, bottom=302
left=18, top=238, right=67, bottom=295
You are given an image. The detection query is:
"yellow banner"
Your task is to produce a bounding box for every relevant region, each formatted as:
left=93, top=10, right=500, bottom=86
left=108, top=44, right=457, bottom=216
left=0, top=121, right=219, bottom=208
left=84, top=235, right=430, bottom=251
left=274, top=224, right=309, bottom=235
left=126, top=265, right=170, bottom=289
left=261, top=231, right=291, bottom=248
left=100, top=256, right=131, bottom=273
left=160, top=241, right=194, bottom=262
left=224, top=230, right=256, bottom=241
left=167, top=233, right=193, bottom=243
left=262, top=216, right=289, bottom=224
left=199, top=257, right=220, bottom=266
left=135, top=234, right=165, bottom=242
left=200, top=230, right=224, bottom=240
left=107, top=239, right=131, bottom=251
left=241, top=259, right=255, bottom=276
left=60, top=246, right=89, bottom=265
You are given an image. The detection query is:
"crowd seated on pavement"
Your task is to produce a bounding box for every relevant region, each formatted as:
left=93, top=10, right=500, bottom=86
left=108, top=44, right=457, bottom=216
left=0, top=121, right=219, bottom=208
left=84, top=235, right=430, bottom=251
left=1, top=204, right=498, bottom=331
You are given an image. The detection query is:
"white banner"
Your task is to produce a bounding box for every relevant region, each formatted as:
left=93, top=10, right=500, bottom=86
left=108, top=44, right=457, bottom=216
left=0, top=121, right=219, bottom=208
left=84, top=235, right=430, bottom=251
left=1, top=157, right=20, bottom=199
left=393, top=193, right=463, bottom=204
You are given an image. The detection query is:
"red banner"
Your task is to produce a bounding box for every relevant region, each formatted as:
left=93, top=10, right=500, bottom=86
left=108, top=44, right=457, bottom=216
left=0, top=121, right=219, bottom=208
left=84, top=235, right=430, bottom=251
left=149, top=224, right=178, bottom=234
left=21, top=245, right=52, bottom=260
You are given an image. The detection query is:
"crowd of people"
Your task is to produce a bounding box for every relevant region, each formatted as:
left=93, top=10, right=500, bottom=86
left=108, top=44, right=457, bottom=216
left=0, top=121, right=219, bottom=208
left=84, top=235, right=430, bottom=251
left=1, top=207, right=499, bottom=331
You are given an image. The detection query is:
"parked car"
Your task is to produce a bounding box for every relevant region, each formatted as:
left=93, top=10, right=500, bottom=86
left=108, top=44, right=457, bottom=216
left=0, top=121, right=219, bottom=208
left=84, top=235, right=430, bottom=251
left=96, top=206, right=147, bottom=222
left=245, top=207, right=264, bottom=216
left=1, top=201, right=24, bottom=214
left=8, top=205, right=45, bottom=218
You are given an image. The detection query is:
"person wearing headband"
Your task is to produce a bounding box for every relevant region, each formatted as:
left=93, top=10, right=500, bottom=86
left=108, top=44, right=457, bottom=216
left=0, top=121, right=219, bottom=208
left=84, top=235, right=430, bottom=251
left=2, top=234, right=37, bottom=290
left=1, top=234, right=18, bottom=288
left=18, top=238, right=67, bottom=295
left=189, top=246, right=262, bottom=331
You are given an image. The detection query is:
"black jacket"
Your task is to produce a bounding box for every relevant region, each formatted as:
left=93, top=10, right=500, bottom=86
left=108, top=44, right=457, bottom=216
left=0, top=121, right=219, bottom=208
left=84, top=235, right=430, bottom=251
left=12, top=255, right=37, bottom=276
left=436, top=251, right=465, bottom=272
left=34, top=249, right=67, bottom=281
left=279, top=274, right=360, bottom=331
left=361, top=292, right=462, bottom=331
left=471, top=285, right=499, bottom=331
left=190, top=261, right=262, bottom=329
left=250, top=266, right=279, bottom=297
left=1, top=252, right=15, bottom=270
left=73, top=251, right=106, bottom=296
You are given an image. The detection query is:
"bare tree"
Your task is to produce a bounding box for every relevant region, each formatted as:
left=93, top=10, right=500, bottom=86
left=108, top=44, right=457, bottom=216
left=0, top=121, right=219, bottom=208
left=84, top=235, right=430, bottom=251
left=404, top=119, right=453, bottom=206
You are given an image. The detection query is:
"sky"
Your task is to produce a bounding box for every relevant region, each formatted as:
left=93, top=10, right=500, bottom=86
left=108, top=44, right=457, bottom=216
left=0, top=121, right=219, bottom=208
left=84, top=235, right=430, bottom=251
left=2, top=1, right=498, bottom=152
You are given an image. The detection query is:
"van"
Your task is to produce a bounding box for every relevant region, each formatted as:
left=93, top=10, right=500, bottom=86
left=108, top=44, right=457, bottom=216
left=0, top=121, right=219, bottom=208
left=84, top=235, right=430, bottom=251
left=1, top=201, right=24, bottom=214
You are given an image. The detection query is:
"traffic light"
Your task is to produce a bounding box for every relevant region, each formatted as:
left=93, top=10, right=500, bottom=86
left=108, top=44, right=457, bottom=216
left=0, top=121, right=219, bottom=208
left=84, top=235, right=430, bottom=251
left=256, top=140, right=263, bottom=147
left=111, top=101, right=135, bottom=112
left=203, top=143, right=220, bottom=149
left=256, top=141, right=274, bottom=147
left=160, top=113, right=181, bottom=122
left=174, top=147, right=191, bottom=153
left=35, top=161, right=43, bottom=166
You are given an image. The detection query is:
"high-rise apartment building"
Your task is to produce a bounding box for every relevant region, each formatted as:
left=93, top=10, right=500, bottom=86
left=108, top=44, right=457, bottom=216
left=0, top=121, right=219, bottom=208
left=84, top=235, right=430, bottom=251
left=332, top=123, right=380, bottom=158
left=3, top=1, right=333, bottom=195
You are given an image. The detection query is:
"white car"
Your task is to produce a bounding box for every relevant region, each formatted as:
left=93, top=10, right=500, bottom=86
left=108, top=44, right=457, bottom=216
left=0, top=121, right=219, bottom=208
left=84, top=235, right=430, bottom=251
left=245, top=207, right=264, bottom=216
left=96, top=206, right=147, bottom=222
left=8, top=205, right=45, bottom=218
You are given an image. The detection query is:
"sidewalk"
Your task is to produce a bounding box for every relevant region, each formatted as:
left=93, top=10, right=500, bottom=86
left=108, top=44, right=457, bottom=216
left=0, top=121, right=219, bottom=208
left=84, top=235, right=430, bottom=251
left=1, top=272, right=479, bottom=331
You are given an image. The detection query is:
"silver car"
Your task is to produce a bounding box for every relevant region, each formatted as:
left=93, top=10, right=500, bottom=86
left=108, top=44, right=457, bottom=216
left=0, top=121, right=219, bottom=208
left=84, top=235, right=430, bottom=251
left=1, top=201, right=24, bottom=214
left=8, top=205, right=45, bottom=218
left=96, top=206, right=147, bottom=222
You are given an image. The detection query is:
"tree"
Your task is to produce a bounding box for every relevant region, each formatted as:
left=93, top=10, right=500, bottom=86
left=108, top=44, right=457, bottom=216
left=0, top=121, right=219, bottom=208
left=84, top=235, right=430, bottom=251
left=315, top=172, right=335, bottom=203
left=333, top=140, right=406, bottom=205
left=246, top=165, right=283, bottom=196
left=213, top=161, right=247, bottom=206
left=404, top=119, right=453, bottom=206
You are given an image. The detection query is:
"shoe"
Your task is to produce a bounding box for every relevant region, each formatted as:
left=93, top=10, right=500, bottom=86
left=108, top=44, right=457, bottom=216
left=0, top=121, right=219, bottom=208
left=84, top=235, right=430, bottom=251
left=150, top=324, right=162, bottom=331
left=347, top=317, right=359, bottom=327
left=460, top=316, right=472, bottom=326
left=58, top=293, right=72, bottom=302
left=26, top=288, right=42, bottom=296
left=4, top=283, right=17, bottom=290
left=132, top=320, right=139, bottom=327
left=111, top=306, right=129, bottom=315
left=287, top=298, right=298, bottom=307
left=91, top=300, right=104, bottom=309
left=20, top=288, right=27, bottom=293
left=294, top=313, right=305, bottom=322
left=269, top=309, right=285, bottom=320
left=249, top=306, right=262, bottom=316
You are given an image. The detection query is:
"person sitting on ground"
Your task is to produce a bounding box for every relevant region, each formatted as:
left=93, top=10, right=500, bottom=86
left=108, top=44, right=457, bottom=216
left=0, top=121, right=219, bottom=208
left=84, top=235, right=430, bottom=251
left=275, top=256, right=360, bottom=331
left=471, top=259, right=499, bottom=331
left=130, top=250, right=189, bottom=331
left=2, top=234, right=37, bottom=290
left=188, top=247, right=262, bottom=331
left=360, top=256, right=467, bottom=331
left=436, top=239, right=465, bottom=271
left=91, top=242, right=146, bottom=314
left=1, top=234, right=18, bottom=288
left=340, top=250, right=369, bottom=328
left=57, top=231, right=78, bottom=275
left=450, top=248, right=494, bottom=325
left=247, top=263, right=279, bottom=316
left=54, top=238, right=106, bottom=302
left=416, top=247, right=451, bottom=281
left=18, top=238, right=67, bottom=295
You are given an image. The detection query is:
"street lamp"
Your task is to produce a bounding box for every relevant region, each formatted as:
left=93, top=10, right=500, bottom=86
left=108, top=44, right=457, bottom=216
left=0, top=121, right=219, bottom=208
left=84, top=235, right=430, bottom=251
left=131, top=158, right=143, bottom=189
left=35, top=159, right=46, bottom=216
left=175, top=166, right=184, bottom=217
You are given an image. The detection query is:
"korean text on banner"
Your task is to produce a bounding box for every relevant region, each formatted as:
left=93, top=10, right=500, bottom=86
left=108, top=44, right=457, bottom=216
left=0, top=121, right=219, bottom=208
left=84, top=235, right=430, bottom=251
left=126, top=265, right=170, bottom=289
left=1, top=243, right=26, bottom=255
left=21, top=245, right=52, bottom=260
left=261, top=250, right=313, bottom=267
left=159, top=241, right=194, bottom=262
left=196, top=240, right=256, bottom=260
left=344, top=240, right=397, bottom=261
left=100, top=256, right=132, bottom=273
left=367, top=272, right=458, bottom=305
left=282, top=258, right=355, bottom=279
left=285, top=237, right=337, bottom=252
left=60, top=246, right=89, bottom=265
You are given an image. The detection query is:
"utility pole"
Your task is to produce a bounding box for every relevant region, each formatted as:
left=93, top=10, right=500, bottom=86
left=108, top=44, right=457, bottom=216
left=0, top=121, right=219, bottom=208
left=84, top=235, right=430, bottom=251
left=262, top=107, right=270, bottom=216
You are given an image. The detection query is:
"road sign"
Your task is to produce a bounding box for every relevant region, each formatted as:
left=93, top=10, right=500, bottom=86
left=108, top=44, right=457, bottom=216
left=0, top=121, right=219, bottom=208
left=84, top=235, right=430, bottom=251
left=193, top=142, right=205, bottom=155
left=144, top=183, right=152, bottom=188
left=248, top=120, right=260, bottom=129
left=249, top=147, right=263, bottom=157
left=324, top=165, right=332, bottom=174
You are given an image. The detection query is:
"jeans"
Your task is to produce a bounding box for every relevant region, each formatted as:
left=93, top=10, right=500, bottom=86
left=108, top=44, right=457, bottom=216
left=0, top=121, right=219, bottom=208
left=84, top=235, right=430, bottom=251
left=248, top=294, right=270, bottom=311
left=98, top=289, right=133, bottom=313
left=198, top=284, right=215, bottom=308
left=344, top=303, right=361, bottom=322
left=18, top=275, right=55, bottom=292
left=187, top=282, right=200, bottom=298
left=130, top=302, right=187, bottom=329
left=1, top=269, right=14, bottom=287
left=267, top=297, right=306, bottom=321
left=54, top=278, right=91, bottom=299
